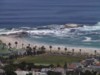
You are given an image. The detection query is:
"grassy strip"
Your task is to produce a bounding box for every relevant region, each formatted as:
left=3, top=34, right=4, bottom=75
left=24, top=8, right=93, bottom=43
left=14, top=55, right=85, bottom=65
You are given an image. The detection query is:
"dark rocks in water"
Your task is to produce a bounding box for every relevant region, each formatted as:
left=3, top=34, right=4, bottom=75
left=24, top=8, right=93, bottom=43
left=70, top=29, right=76, bottom=32
left=17, top=31, right=28, bottom=36
left=0, top=31, right=28, bottom=38
left=9, top=31, right=28, bottom=37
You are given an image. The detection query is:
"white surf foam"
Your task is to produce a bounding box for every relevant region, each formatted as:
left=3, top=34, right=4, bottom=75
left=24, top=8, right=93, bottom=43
left=83, top=37, right=92, bottom=42
left=0, top=22, right=100, bottom=38
left=79, top=22, right=100, bottom=31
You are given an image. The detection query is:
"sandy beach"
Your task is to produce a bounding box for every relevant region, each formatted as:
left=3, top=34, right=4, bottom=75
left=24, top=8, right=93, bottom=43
left=0, top=35, right=100, bottom=55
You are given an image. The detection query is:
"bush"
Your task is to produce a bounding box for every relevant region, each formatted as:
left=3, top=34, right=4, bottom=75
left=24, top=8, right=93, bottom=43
left=5, top=71, right=17, bottom=75
left=47, top=71, right=61, bottom=75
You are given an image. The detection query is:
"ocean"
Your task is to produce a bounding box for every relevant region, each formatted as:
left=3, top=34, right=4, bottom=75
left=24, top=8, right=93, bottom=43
left=0, top=0, right=100, bottom=49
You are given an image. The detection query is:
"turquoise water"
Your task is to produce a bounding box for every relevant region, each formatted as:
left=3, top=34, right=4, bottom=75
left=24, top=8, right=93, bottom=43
left=19, top=23, right=100, bottom=49
left=25, top=35, right=100, bottom=49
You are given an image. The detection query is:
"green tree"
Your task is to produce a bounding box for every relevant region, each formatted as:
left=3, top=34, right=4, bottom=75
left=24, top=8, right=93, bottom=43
left=41, top=46, right=46, bottom=53
left=64, top=62, right=67, bottom=70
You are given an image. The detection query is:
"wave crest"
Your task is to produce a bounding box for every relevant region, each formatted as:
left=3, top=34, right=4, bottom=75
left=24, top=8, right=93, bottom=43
left=0, top=22, right=100, bottom=37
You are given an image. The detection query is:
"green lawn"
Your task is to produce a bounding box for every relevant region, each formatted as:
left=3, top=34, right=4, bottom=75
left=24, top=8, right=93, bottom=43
left=14, top=55, right=85, bottom=65
left=0, top=44, right=9, bottom=54
left=0, top=43, right=85, bottom=66
left=0, top=44, right=20, bottom=54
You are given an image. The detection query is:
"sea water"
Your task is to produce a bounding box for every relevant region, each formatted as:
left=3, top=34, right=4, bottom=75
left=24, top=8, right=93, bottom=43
left=0, top=0, right=100, bottom=49
left=0, top=0, right=100, bottom=27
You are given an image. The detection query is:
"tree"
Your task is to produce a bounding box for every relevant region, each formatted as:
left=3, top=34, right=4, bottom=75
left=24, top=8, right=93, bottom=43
left=41, top=46, right=46, bottom=53
left=94, top=50, right=97, bottom=56
left=79, top=49, right=82, bottom=55
left=15, top=41, right=18, bottom=48
left=33, top=46, right=37, bottom=55
left=8, top=42, right=11, bottom=49
left=49, top=45, right=52, bottom=53
left=4, top=64, right=16, bottom=75
left=72, top=49, right=74, bottom=54
left=64, top=62, right=67, bottom=69
left=64, top=48, right=67, bottom=53
left=58, top=47, right=60, bottom=53
left=26, top=46, right=32, bottom=56
left=22, top=43, right=24, bottom=49
left=28, top=44, right=30, bottom=47
left=33, top=46, right=37, bottom=51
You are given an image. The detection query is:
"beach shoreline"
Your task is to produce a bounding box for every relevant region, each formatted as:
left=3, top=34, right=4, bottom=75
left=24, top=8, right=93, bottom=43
left=0, top=35, right=100, bottom=55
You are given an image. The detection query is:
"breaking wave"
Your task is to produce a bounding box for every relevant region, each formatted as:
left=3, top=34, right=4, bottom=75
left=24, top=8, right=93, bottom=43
left=0, top=22, right=100, bottom=36
left=0, top=22, right=100, bottom=48
left=83, top=37, right=92, bottom=42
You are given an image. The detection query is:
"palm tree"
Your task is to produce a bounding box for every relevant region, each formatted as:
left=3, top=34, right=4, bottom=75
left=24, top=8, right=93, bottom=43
left=28, top=44, right=30, bottom=47
left=41, top=46, right=46, bottom=52
left=72, top=49, right=74, bottom=54
left=22, top=43, right=24, bottom=49
left=34, top=45, right=37, bottom=49
left=79, top=49, right=82, bottom=55
left=94, top=50, right=97, bottom=56
left=58, top=47, right=60, bottom=53
left=49, top=45, right=52, bottom=52
left=8, top=42, right=11, bottom=49
left=15, top=41, right=18, bottom=48
left=33, top=46, right=37, bottom=55
left=26, top=45, right=32, bottom=56
left=33, top=46, right=36, bottom=52
left=64, top=48, right=67, bottom=53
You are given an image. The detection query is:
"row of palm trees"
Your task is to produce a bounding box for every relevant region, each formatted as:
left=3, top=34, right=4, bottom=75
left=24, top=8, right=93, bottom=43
left=8, top=41, right=18, bottom=49
left=49, top=45, right=97, bottom=56
left=0, top=39, right=98, bottom=56
left=8, top=43, right=98, bottom=55
left=49, top=45, right=79, bottom=54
